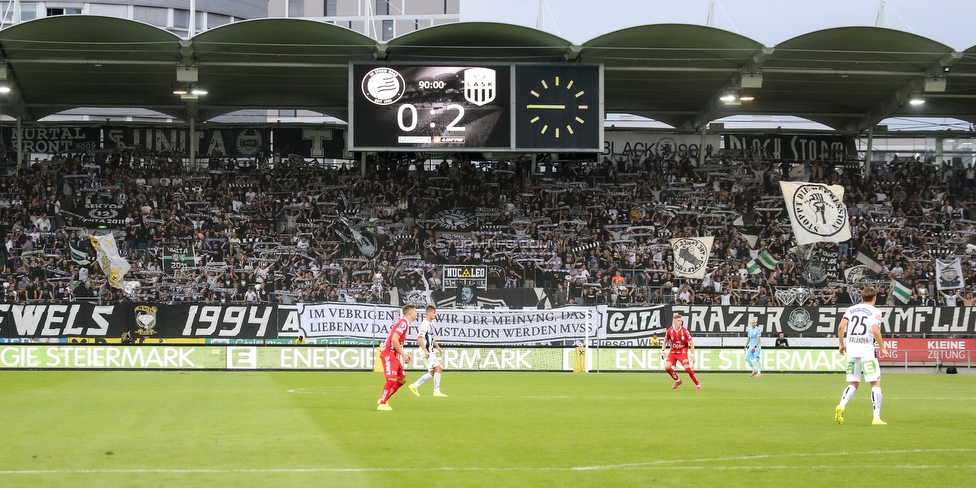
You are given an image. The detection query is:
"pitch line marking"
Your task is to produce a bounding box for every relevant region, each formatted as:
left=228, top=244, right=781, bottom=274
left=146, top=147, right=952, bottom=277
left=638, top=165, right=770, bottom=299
left=2, top=464, right=973, bottom=476
left=0, top=449, right=971, bottom=476
left=572, top=448, right=976, bottom=471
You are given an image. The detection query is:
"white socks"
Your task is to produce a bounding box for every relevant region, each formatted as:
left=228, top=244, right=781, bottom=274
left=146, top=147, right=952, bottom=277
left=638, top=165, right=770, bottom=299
left=871, top=386, right=882, bottom=419
left=839, top=385, right=856, bottom=407
left=433, top=372, right=441, bottom=392
left=413, top=373, right=432, bottom=387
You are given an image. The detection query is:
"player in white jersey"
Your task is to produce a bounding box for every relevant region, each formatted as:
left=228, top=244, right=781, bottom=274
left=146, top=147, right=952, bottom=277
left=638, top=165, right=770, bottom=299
left=408, top=304, right=447, bottom=397
left=835, top=286, right=890, bottom=426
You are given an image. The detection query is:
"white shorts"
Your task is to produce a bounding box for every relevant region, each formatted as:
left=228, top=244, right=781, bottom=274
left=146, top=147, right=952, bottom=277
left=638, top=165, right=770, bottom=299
left=420, top=350, right=442, bottom=371
left=845, top=357, right=881, bottom=383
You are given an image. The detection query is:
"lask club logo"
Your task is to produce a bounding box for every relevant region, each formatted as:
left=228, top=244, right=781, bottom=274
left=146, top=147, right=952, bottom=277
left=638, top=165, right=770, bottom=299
left=463, top=68, right=496, bottom=106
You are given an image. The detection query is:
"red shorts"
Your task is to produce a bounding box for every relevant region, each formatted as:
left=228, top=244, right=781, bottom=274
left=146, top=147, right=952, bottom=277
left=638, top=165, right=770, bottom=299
left=667, top=351, right=690, bottom=366
left=381, top=353, right=405, bottom=381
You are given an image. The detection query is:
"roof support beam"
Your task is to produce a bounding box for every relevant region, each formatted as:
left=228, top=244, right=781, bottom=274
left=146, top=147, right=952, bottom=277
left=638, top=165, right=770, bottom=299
left=8, top=59, right=175, bottom=66
left=845, top=51, right=963, bottom=132
left=689, top=46, right=774, bottom=129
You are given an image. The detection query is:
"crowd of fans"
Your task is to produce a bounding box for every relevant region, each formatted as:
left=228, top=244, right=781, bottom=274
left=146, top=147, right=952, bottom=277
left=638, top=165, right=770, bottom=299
left=2, top=144, right=975, bottom=308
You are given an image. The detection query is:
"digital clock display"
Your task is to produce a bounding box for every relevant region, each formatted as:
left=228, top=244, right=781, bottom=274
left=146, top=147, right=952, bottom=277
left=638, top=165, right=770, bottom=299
left=350, top=64, right=512, bottom=151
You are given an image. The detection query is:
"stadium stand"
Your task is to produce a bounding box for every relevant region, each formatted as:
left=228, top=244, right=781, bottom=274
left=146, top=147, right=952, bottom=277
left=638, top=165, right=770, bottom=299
left=1, top=147, right=972, bottom=309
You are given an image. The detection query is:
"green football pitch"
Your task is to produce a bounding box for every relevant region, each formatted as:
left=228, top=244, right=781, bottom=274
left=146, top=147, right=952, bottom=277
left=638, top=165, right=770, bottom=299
left=0, top=370, right=973, bottom=488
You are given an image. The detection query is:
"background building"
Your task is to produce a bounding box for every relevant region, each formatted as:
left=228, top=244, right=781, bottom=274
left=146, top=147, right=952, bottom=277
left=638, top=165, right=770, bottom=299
left=268, top=0, right=459, bottom=41
left=0, top=1, right=266, bottom=36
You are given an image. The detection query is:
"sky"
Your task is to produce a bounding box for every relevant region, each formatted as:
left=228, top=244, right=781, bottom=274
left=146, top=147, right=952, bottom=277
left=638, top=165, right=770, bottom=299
left=460, top=0, right=976, bottom=50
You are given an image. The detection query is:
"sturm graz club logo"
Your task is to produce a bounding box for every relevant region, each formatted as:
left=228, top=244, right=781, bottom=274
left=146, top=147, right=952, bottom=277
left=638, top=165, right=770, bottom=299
left=235, top=128, right=262, bottom=156
left=672, top=238, right=708, bottom=276
left=134, top=305, right=158, bottom=336
left=791, top=184, right=847, bottom=237
left=801, top=260, right=828, bottom=286
left=788, top=308, right=813, bottom=332
left=362, top=67, right=406, bottom=106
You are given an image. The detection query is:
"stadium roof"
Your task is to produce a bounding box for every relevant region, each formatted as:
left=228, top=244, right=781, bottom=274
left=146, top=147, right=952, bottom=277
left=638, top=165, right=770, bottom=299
left=0, top=15, right=973, bottom=132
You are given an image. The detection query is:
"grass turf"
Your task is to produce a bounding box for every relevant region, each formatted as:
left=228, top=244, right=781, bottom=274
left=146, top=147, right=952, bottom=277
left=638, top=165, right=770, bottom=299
left=0, top=370, right=974, bottom=487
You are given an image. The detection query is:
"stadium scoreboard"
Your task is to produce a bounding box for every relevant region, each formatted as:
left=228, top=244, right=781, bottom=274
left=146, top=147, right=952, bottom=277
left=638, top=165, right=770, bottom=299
left=349, top=63, right=603, bottom=152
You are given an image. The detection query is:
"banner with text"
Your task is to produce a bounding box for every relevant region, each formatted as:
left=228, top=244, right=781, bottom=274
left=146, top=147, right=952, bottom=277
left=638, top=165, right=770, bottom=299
left=879, top=338, right=975, bottom=363
left=591, top=348, right=846, bottom=372
left=0, top=345, right=852, bottom=372
left=273, top=127, right=348, bottom=159
left=4, top=303, right=976, bottom=341
left=603, top=132, right=719, bottom=160
left=103, top=126, right=271, bottom=158
left=723, top=133, right=854, bottom=161
left=3, top=126, right=101, bottom=154
left=299, top=303, right=596, bottom=346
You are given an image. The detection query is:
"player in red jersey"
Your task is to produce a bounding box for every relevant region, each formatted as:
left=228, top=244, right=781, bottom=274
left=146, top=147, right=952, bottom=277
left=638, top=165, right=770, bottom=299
left=376, top=304, right=415, bottom=411
left=660, top=313, right=701, bottom=390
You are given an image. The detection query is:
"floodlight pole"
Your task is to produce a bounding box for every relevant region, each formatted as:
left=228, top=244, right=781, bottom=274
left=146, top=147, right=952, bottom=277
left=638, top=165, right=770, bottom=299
left=189, top=0, right=196, bottom=36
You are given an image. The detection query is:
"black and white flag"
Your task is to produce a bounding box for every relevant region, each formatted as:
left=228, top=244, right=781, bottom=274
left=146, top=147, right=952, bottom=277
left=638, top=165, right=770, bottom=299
left=936, top=258, right=964, bottom=290
left=780, top=181, right=851, bottom=245
left=669, top=236, right=713, bottom=279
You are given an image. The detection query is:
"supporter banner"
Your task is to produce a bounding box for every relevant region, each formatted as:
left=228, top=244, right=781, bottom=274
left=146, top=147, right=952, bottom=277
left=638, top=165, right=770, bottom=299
left=160, top=246, right=195, bottom=273
left=148, top=304, right=280, bottom=338
left=592, top=348, right=846, bottom=372
left=780, top=181, right=851, bottom=245
left=670, top=236, right=713, bottom=279
left=298, top=303, right=595, bottom=345
left=103, top=126, right=271, bottom=158
left=0, top=303, right=130, bottom=339
left=80, top=203, right=127, bottom=227
left=602, top=305, right=669, bottom=345
left=879, top=338, right=976, bottom=363
left=798, top=248, right=838, bottom=287
left=276, top=304, right=302, bottom=338
left=431, top=207, right=478, bottom=231
left=723, top=134, right=853, bottom=161
left=603, top=305, right=976, bottom=344
left=3, top=126, right=101, bottom=154
left=442, top=265, right=488, bottom=290
left=603, top=132, right=719, bottom=160
left=90, top=233, right=131, bottom=287
left=426, top=288, right=547, bottom=310
left=273, top=127, right=347, bottom=159
left=5, top=303, right=976, bottom=341
left=935, top=258, right=964, bottom=290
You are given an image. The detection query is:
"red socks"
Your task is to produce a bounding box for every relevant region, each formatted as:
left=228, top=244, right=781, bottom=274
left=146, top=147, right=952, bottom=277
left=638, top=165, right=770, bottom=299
left=684, top=367, right=700, bottom=386
left=379, top=380, right=404, bottom=404
left=379, top=380, right=396, bottom=404
left=665, top=367, right=679, bottom=380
